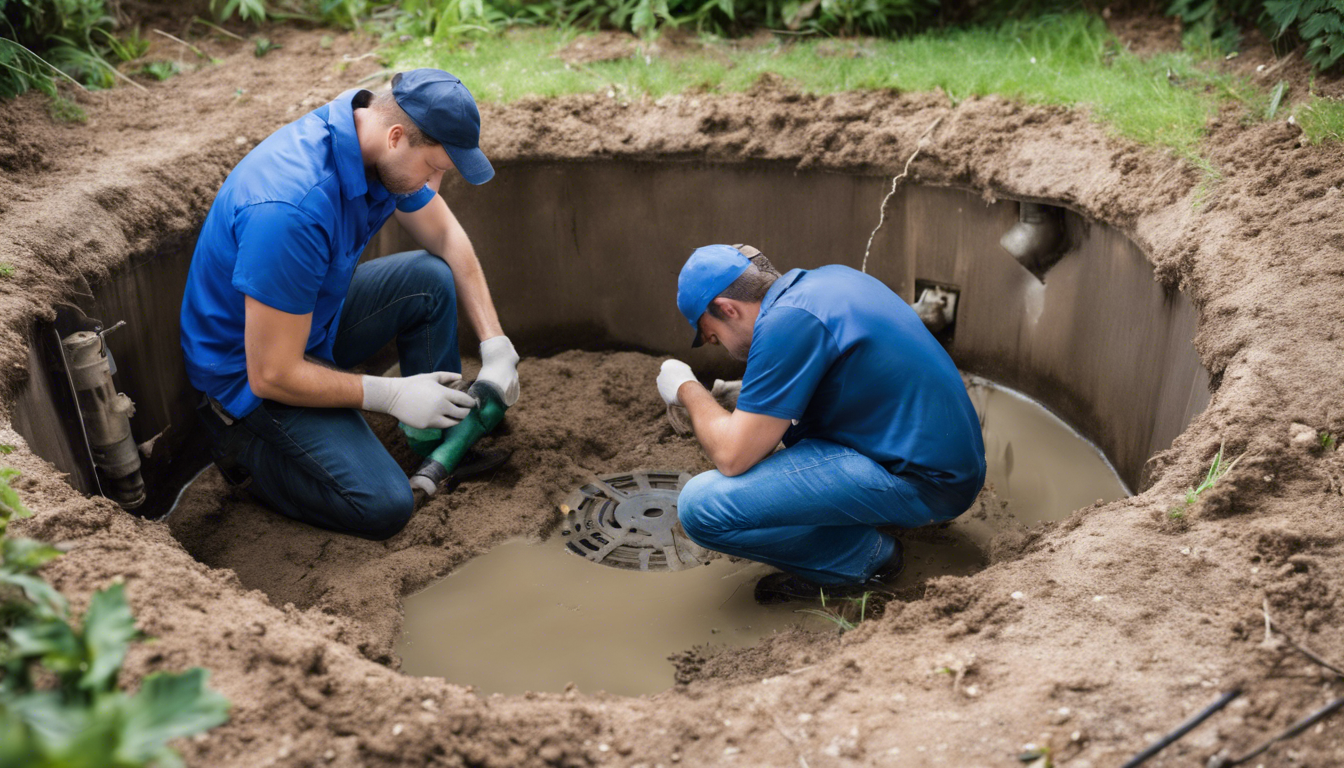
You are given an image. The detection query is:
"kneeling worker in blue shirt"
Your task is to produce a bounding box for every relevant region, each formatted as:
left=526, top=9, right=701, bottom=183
left=658, top=245, right=987, bottom=603
left=180, top=69, right=519, bottom=540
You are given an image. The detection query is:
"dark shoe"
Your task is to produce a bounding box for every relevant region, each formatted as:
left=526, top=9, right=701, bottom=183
left=870, top=538, right=904, bottom=582
left=753, top=539, right=903, bottom=605
left=754, top=573, right=871, bottom=605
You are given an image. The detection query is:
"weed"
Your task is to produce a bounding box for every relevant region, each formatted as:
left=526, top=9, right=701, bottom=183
left=0, top=263, right=14, bottom=277
left=211, top=0, right=270, bottom=24
left=1169, top=441, right=1242, bottom=517
left=253, top=37, right=284, bottom=56
left=797, top=589, right=874, bottom=633
left=45, top=93, right=85, bottom=122
left=0, top=445, right=13, bottom=455
left=140, top=59, right=180, bottom=81
left=1321, top=432, right=1337, bottom=451
left=95, top=26, right=150, bottom=63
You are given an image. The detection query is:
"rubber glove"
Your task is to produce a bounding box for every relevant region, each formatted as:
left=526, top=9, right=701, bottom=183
left=657, top=359, right=698, bottom=406
left=477, top=336, right=520, bottom=407
left=668, top=379, right=740, bottom=434
left=361, top=371, right=476, bottom=430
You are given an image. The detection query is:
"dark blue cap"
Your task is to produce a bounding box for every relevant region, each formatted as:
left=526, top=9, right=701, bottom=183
left=677, top=245, right=752, bottom=347
left=392, top=69, right=494, bottom=185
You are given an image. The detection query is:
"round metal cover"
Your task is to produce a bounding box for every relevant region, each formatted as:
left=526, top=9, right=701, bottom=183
left=560, top=470, right=716, bottom=571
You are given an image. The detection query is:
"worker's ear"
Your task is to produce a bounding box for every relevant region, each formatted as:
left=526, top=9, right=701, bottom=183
left=387, top=123, right=405, bottom=150
left=709, top=297, right=739, bottom=320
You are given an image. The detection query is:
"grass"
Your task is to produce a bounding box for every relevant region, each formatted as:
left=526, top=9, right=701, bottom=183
left=797, top=588, right=875, bottom=633
left=1168, top=441, right=1241, bottom=519
left=388, top=12, right=1267, bottom=156
left=1295, top=95, right=1344, bottom=144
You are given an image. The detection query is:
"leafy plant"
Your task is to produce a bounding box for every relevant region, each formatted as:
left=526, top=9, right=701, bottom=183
left=139, top=60, right=179, bottom=81
left=210, top=0, right=271, bottom=24
left=253, top=36, right=283, bottom=56
left=0, top=263, right=14, bottom=278
left=95, top=26, right=149, bottom=63
left=1321, top=432, right=1337, bottom=451
left=45, top=93, right=84, bottom=121
left=1266, top=0, right=1344, bottom=71
left=0, top=466, right=230, bottom=767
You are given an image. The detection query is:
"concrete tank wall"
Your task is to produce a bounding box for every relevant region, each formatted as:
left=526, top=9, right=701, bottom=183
left=13, top=160, right=1208, bottom=508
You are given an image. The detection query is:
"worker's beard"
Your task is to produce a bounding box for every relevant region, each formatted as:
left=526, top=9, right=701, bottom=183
left=374, top=157, right=423, bottom=195
left=726, top=337, right=751, bottom=362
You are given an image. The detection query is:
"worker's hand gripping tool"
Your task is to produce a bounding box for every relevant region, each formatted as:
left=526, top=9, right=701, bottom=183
left=409, top=380, right=509, bottom=504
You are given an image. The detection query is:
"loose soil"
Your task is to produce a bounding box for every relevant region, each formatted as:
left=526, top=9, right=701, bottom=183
left=1, top=16, right=1342, bottom=768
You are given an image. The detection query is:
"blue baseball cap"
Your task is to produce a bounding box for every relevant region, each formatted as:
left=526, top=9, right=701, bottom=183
left=392, top=69, right=494, bottom=185
left=677, top=245, right=752, bottom=347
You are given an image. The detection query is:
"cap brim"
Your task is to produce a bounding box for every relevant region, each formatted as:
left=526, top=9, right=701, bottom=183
left=445, top=144, right=494, bottom=185
left=691, top=331, right=704, bottom=348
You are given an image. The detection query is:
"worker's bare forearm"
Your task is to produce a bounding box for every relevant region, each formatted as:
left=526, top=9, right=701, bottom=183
left=248, top=358, right=364, bottom=408
left=681, top=382, right=749, bottom=476
left=444, top=247, right=504, bottom=341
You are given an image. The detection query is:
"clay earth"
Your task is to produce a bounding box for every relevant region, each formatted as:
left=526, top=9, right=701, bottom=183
left=1, top=11, right=1343, bottom=768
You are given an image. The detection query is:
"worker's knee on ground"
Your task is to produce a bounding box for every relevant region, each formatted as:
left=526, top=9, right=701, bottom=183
left=344, top=482, right=415, bottom=541
left=677, top=470, right=731, bottom=545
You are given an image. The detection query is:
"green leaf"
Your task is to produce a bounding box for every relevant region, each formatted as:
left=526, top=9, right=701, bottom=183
left=0, top=572, right=69, bottom=616
left=80, top=583, right=141, bottom=692
left=115, top=669, right=230, bottom=763
left=8, top=617, right=84, bottom=674
left=5, top=690, right=93, bottom=755
left=2, top=537, right=64, bottom=575
left=1267, top=80, right=1288, bottom=118
left=0, top=467, right=33, bottom=523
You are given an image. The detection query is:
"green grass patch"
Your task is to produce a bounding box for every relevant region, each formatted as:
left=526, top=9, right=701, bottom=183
left=388, top=13, right=1262, bottom=154
left=1295, top=95, right=1344, bottom=144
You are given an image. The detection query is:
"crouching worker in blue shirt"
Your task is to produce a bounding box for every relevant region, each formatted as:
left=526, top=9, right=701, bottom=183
left=658, top=245, right=987, bottom=603
left=180, top=69, right=520, bottom=540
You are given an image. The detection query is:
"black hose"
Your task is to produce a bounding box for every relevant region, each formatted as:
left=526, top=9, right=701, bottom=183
left=1120, top=689, right=1242, bottom=768
left=1224, top=696, right=1344, bottom=766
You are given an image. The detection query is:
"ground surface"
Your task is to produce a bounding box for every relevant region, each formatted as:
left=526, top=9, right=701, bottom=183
left=1, top=14, right=1343, bottom=768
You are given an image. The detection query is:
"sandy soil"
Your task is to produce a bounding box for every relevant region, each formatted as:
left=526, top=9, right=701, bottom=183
left=1, top=15, right=1343, bottom=768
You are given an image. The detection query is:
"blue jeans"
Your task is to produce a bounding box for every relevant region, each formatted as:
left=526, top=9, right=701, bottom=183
left=200, top=250, right=459, bottom=540
left=677, top=439, right=963, bottom=585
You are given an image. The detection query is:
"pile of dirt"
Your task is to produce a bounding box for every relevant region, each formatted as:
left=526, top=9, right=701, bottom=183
left=1, top=19, right=1342, bottom=768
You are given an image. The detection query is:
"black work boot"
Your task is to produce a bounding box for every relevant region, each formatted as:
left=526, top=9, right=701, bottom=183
left=753, top=539, right=903, bottom=605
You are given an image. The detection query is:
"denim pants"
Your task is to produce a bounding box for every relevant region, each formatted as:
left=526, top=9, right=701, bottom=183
left=200, top=250, right=459, bottom=540
left=677, top=439, right=960, bottom=585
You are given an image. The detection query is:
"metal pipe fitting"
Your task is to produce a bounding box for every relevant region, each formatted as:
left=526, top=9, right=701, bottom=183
left=61, top=328, right=145, bottom=509
left=1000, top=202, right=1066, bottom=280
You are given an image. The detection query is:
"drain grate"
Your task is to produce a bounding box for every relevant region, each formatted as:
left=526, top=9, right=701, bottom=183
left=560, top=470, right=716, bottom=571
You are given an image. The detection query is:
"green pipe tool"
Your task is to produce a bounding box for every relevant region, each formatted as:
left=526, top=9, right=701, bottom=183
left=409, top=380, right=509, bottom=501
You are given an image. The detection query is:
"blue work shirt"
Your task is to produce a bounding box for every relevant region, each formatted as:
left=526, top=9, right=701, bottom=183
left=736, top=266, right=987, bottom=517
left=180, top=89, right=436, bottom=418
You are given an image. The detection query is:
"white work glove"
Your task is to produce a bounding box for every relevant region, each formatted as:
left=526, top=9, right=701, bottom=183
left=657, top=359, right=698, bottom=406
left=476, top=336, right=520, bottom=407
left=361, top=372, right=476, bottom=430
left=668, top=379, right=740, bottom=434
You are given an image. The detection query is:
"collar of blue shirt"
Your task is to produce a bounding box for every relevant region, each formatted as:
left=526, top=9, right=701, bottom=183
left=327, top=89, right=393, bottom=203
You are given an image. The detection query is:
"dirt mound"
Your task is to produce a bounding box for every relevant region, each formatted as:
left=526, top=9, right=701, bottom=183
left=1, top=22, right=1343, bottom=768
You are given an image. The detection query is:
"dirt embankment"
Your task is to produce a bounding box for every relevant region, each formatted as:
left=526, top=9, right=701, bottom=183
left=1, top=21, right=1343, bottom=768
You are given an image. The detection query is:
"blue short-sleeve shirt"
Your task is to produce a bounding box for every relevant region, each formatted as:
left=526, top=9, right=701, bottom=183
left=180, top=89, right=435, bottom=418
left=736, top=266, right=987, bottom=515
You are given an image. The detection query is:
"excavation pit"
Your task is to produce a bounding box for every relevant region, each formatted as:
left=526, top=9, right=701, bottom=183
left=9, top=158, right=1213, bottom=737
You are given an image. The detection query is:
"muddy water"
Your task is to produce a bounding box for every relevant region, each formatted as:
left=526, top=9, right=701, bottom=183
left=397, top=376, right=1128, bottom=696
